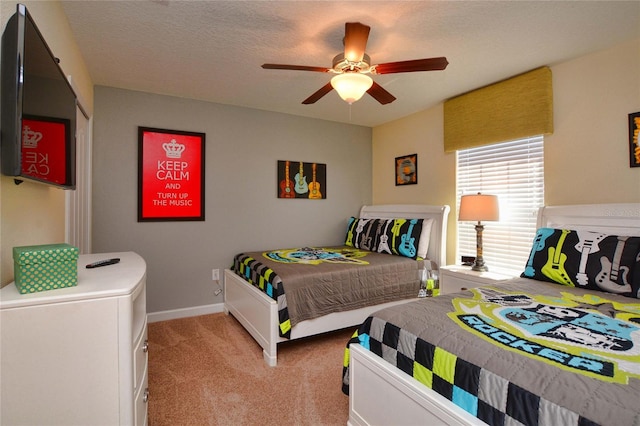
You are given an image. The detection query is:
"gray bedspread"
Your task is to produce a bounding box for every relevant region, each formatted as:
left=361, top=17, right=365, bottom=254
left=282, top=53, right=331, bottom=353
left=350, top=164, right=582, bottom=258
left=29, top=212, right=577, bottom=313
left=232, top=246, right=428, bottom=335
left=344, top=277, right=640, bottom=426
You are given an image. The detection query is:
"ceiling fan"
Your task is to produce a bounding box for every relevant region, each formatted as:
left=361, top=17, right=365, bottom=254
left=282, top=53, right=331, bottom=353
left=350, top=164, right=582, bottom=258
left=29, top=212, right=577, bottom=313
left=262, top=22, right=448, bottom=105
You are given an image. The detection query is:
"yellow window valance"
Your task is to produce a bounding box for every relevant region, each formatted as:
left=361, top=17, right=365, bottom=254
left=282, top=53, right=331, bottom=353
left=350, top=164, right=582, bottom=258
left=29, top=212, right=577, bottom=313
left=443, top=66, right=553, bottom=152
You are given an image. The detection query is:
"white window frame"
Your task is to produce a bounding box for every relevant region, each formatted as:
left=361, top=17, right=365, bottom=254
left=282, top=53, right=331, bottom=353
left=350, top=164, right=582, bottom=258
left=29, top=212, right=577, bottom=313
left=456, top=136, right=544, bottom=275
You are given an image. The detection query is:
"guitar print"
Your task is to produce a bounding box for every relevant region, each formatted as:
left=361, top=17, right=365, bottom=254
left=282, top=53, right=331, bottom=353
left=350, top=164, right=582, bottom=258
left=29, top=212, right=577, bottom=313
left=524, top=228, right=555, bottom=277
left=399, top=219, right=418, bottom=258
left=541, top=229, right=573, bottom=286
left=279, top=161, right=295, bottom=198
left=594, top=236, right=632, bottom=294
left=360, top=220, right=375, bottom=251
left=353, top=218, right=370, bottom=246
left=390, top=219, right=406, bottom=255
left=377, top=220, right=392, bottom=254
left=308, top=163, right=322, bottom=199
left=610, top=236, right=629, bottom=282
left=294, top=161, right=308, bottom=194
left=345, top=217, right=356, bottom=246
left=574, top=231, right=607, bottom=286
left=355, top=218, right=370, bottom=234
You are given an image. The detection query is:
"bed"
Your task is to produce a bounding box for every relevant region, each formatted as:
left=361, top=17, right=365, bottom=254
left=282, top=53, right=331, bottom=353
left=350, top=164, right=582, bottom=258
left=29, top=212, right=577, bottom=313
left=223, top=204, right=450, bottom=366
left=344, top=203, right=640, bottom=426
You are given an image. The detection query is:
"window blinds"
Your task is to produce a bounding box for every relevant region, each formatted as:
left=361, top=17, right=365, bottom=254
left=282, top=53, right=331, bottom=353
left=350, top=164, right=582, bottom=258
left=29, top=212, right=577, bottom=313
left=457, top=136, right=544, bottom=274
left=444, top=67, right=553, bottom=152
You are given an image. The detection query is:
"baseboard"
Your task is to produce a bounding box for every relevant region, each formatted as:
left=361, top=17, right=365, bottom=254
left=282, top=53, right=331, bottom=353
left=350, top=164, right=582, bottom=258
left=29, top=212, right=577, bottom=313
left=147, top=302, right=225, bottom=323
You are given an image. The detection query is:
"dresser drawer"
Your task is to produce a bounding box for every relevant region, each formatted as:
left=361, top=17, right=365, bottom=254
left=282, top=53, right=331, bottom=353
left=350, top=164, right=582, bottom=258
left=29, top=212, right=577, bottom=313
left=135, top=365, right=149, bottom=426
left=134, top=321, right=148, bottom=389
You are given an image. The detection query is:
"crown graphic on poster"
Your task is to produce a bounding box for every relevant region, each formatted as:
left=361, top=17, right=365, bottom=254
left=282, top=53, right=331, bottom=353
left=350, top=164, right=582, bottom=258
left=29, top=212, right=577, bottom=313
left=162, top=139, right=186, bottom=158
left=22, top=126, right=43, bottom=148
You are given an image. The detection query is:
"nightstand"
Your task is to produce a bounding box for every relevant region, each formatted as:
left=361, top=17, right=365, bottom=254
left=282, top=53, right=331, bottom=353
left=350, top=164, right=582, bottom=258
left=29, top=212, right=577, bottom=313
left=439, top=264, right=514, bottom=295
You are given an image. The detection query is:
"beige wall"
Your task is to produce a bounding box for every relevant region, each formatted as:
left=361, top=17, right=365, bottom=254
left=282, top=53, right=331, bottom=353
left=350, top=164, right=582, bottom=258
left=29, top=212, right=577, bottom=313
left=372, top=38, right=640, bottom=265
left=546, top=38, right=640, bottom=204
left=372, top=106, right=457, bottom=264
left=0, top=1, right=93, bottom=285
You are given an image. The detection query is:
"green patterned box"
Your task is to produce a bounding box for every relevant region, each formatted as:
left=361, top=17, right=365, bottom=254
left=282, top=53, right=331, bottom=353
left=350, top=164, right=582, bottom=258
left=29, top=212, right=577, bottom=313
left=13, top=243, right=79, bottom=294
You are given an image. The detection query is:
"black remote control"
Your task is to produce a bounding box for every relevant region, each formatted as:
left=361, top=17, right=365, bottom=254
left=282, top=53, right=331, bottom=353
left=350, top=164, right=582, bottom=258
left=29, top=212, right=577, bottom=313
left=86, top=258, right=120, bottom=269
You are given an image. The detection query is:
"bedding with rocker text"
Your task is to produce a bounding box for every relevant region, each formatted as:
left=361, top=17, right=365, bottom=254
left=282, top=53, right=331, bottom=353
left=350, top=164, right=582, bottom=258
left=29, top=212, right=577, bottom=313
left=342, top=278, right=640, bottom=426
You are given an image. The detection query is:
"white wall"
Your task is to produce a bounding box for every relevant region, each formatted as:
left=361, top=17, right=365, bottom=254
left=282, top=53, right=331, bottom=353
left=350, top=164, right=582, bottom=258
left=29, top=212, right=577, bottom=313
left=92, top=87, right=372, bottom=313
left=0, top=1, right=93, bottom=286
left=372, top=38, right=640, bottom=265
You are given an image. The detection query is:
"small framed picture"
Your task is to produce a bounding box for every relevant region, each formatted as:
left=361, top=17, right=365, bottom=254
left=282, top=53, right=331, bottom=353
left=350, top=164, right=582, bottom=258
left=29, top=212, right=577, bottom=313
left=629, top=112, right=640, bottom=168
left=395, top=154, right=417, bottom=186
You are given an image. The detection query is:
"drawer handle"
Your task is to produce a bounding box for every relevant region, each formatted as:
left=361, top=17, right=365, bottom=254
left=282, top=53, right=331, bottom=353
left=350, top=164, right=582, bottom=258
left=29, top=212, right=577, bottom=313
left=143, top=339, right=149, bottom=353
left=143, top=388, right=150, bottom=403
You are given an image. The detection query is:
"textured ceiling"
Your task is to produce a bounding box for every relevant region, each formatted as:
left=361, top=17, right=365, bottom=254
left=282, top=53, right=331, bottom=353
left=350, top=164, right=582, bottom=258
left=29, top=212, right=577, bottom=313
left=59, top=1, right=640, bottom=127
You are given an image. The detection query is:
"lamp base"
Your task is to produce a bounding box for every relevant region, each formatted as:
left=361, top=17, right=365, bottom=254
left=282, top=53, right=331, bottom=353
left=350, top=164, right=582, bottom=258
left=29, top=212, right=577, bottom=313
left=471, top=262, right=488, bottom=272
left=472, top=222, right=488, bottom=272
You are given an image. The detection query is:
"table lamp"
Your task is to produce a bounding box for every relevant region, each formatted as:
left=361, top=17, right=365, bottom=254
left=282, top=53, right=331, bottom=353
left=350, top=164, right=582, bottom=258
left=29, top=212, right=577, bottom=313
left=458, top=193, right=499, bottom=272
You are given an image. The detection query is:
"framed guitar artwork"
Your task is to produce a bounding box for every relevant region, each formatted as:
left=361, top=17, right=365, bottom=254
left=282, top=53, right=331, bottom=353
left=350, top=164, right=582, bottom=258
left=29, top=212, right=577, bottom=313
left=277, top=160, right=326, bottom=199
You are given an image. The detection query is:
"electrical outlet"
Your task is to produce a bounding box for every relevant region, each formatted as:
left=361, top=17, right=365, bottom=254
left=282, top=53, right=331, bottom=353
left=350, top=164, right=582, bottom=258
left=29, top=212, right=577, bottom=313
left=212, top=268, right=220, bottom=281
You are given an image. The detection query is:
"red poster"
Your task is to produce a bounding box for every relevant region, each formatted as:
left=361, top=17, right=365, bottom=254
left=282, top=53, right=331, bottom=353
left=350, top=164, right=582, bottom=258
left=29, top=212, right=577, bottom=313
left=21, top=117, right=68, bottom=185
left=138, top=127, right=205, bottom=221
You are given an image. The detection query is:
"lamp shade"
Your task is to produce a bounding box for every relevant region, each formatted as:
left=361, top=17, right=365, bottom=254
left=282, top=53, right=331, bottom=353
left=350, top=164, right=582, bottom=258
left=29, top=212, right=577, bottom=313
left=330, top=73, right=373, bottom=104
left=459, top=194, right=499, bottom=222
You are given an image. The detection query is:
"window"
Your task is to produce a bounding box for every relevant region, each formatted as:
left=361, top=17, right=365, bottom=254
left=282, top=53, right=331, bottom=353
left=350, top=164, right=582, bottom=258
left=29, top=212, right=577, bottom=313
left=456, top=136, right=544, bottom=274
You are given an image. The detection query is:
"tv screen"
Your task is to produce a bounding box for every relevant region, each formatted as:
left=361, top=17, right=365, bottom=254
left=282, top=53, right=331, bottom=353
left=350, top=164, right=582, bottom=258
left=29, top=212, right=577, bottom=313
left=1, top=4, right=77, bottom=189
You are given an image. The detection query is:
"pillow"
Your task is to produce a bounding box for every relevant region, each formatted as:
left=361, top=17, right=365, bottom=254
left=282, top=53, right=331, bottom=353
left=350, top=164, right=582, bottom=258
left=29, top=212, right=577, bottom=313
left=521, top=227, right=640, bottom=298
left=345, top=217, right=424, bottom=259
left=345, top=217, right=357, bottom=247
left=346, top=217, right=386, bottom=251
left=417, top=218, right=434, bottom=260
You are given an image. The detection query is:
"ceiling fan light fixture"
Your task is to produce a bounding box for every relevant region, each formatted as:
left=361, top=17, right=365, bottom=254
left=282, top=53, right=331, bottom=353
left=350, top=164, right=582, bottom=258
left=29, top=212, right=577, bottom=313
left=330, top=73, right=373, bottom=104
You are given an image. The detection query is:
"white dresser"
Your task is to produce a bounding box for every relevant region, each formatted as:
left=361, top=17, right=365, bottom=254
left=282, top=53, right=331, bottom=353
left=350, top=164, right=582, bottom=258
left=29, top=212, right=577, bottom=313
left=0, top=252, right=148, bottom=426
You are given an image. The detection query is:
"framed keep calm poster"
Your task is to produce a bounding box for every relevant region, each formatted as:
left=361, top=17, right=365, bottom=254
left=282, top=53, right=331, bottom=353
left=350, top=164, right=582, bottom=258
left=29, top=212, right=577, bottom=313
left=138, top=127, right=205, bottom=221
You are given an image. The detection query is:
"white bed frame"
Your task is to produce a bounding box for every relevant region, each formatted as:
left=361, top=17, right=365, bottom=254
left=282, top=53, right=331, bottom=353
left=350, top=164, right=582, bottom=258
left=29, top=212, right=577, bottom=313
left=223, top=204, right=450, bottom=366
left=348, top=203, right=640, bottom=426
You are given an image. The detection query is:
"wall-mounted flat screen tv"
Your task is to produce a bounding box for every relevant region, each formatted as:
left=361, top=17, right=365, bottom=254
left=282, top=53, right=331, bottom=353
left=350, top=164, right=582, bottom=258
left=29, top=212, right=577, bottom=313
left=1, top=3, right=77, bottom=189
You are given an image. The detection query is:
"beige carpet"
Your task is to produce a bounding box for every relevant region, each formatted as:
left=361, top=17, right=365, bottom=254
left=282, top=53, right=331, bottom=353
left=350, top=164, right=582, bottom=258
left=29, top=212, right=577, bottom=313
left=148, top=313, right=353, bottom=425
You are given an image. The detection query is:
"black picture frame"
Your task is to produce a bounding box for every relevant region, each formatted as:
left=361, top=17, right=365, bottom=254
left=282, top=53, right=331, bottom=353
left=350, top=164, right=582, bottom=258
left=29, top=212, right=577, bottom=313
left=277, top=160, right=326, bottom=199
left=629, top=112, right=640, bottom=168
left=395, top=154, right=418, bottom=186
left=138, top=127, right=205, bottom=221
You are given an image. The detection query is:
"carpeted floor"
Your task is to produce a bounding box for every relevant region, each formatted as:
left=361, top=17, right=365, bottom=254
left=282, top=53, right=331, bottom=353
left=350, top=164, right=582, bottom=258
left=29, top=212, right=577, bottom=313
left=147, top=313, right=353, bottom=425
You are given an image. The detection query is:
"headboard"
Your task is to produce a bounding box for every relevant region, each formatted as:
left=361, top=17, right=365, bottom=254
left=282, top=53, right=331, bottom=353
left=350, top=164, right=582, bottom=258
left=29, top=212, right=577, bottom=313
left=359, top=204, right=450, bottom=269
left=537, top=203, right=640, bottom=236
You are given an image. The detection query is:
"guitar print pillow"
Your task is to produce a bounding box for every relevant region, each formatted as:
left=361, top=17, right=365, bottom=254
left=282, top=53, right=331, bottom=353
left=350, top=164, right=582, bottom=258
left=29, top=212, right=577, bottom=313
left=345, top=217, right=424, bottom=259
left=521, top=228, right=640, bottom=298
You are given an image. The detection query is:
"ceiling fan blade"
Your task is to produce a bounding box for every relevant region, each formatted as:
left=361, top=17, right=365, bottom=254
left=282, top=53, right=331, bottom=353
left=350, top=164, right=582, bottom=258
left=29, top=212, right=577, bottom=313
left=262, top=64, right=331, bottom=73
left=302, top=82, right=334, bottom=104
left=367, top=81, right=396, bottom=105
left=344, top=22, right=370, bottom=62
left=373, top=57, right=449, bottom=74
